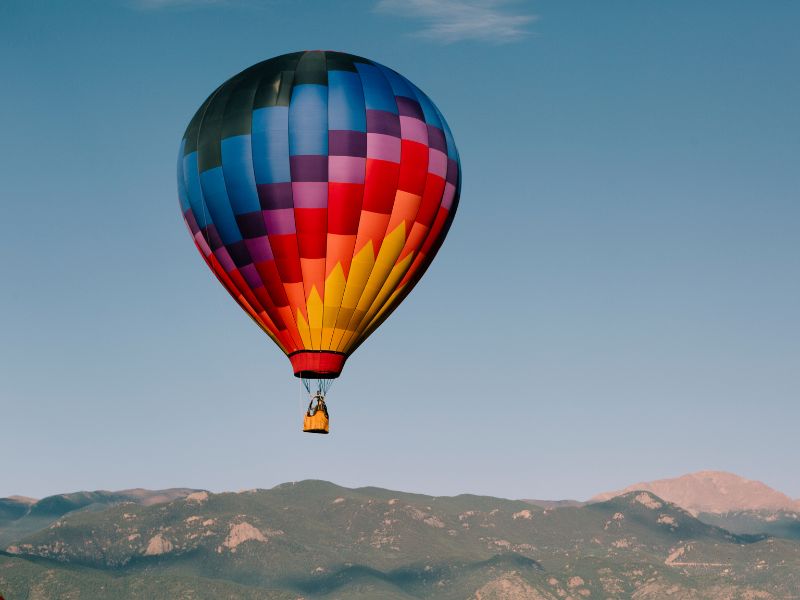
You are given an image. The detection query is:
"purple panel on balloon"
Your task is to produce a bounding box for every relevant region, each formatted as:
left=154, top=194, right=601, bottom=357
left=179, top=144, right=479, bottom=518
left=428, top=149, right=448, bottom=178
left=263, top=208, right=296, bottom=234
left=329, top=156, right=366, bottom=184
left=245, top=236, right=274, bottom=263
left=366, top=133, right=401, bottom=162
left=240, top=263, right=263, bottom=289
left=236, top=211, right=268, bottom=239
left=291, top=182, right=328, bottom=208
left=442, top=182, right=456, bottom=210
left=213, top=247, right=236, bottom=272
left=257, top=182, right=294, bottom=210
left=366, top=110, right=401, bottom=137
left=400, top=116, right=428, bottom=144
left=183, top=209, right=200, bottom=235
left=329, top=130, right=367, bottom=157
left=290, top=155, right=328, bottom=182
left=426, top=126, right=447, bottom=153
left=395, top=96, right=425, bottom=120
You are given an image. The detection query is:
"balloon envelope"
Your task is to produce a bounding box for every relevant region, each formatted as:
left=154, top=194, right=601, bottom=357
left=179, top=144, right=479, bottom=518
left=177, top=51, right=460, bottom=378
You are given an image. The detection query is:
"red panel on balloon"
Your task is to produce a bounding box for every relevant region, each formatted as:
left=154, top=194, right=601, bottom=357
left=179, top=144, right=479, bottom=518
left=289, top=351, right=348, bottom=378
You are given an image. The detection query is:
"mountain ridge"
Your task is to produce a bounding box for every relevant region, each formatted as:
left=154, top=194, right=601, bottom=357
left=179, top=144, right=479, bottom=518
left=0, top=487, right=201, bottom=548
left=591, top=470, right=800, bottom=515
left=1, top=479, right=799, bottom=599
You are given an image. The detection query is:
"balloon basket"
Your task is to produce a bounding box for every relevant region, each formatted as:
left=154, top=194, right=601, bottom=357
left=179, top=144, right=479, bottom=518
left=303, top=396, right=330, bottom=434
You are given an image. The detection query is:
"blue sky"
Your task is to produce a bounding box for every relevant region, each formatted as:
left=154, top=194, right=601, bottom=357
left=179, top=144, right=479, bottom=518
left=1, top=0, right=798, bottom=501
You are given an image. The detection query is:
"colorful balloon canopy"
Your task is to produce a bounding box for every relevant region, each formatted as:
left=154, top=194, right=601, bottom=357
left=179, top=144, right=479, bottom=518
left=177, top=51, right=460, bottom=379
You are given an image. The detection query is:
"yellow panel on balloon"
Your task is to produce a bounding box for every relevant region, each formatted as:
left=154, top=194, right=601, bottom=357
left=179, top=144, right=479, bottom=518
left=330, top=241, right=376, bottom=349
left=321, top=262, right=347, bottom=349
left=295, top=309, right=312, bottom=349
left=351, top=250, right=415, bottom=344
left=306, top=286, right=324, bottom=349
left=339, top=222, right=406, bottom=351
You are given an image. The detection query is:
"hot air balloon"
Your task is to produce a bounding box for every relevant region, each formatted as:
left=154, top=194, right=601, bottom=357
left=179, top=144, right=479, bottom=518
left=177, top=51, right=460, bottom=433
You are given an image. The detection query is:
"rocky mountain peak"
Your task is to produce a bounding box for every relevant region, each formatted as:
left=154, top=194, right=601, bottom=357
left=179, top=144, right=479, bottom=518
left=591, top=470, right=800, bottom=515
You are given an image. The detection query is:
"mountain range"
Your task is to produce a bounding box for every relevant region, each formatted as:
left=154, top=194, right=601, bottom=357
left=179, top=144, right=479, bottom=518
left=589, top=471, right=800, bottom=543
left=591, top=471, right=800, bottom=515
left=1, top=472, right=798, bottom=599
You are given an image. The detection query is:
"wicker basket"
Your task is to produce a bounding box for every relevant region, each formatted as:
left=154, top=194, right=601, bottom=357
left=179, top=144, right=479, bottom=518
left=303, top=399, right=329, bottom=434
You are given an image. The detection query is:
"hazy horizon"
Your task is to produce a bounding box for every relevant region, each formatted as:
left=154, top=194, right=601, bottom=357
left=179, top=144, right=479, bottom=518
left=2, top=1, right=798, bottom=501
left=3, top=469, right=799, bottom=505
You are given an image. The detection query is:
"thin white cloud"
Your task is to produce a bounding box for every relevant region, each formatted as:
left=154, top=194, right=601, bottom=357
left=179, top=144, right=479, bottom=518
left=376, top=0, right=536, bottom=44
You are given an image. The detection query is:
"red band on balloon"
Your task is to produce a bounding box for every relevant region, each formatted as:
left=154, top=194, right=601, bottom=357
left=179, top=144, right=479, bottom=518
left=289, top=351, right=347, bottom=379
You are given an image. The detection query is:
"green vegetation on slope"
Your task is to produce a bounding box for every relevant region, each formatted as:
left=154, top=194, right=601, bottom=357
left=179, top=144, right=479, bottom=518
left=1, top=481, right=798, bottom=599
